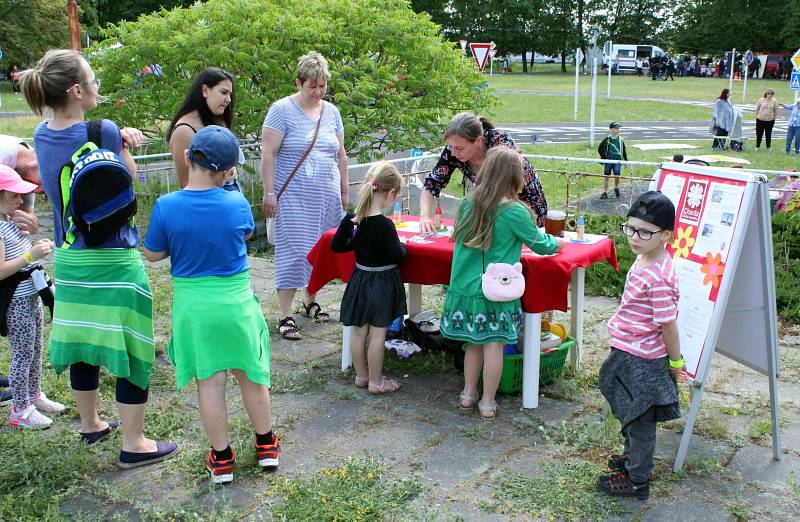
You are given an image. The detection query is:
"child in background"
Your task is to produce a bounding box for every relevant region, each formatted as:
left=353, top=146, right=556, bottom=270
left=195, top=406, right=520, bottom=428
left=332, top=162, right=407, bottom=394
left=598, top=122, right=628, bottom=199
left=143, top=126, right=279, bottom=484
left=598, top=191, right=685, bottom=500
left=440, top=147, right=563, bottom=420
left=0, top=165, right=62, bottom=428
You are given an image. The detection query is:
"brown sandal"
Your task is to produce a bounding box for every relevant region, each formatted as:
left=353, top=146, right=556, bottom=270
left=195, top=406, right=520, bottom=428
left=277, top=316, right=302, bottom=340
left=354, top=376, right=369, bottom=388
left=368, top=377, right=401, bottom=394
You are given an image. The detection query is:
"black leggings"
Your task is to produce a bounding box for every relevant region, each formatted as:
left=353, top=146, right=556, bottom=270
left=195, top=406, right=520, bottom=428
left=70, top=362, right=149, bottom=405
left=755, top=118, right=775, bottom=148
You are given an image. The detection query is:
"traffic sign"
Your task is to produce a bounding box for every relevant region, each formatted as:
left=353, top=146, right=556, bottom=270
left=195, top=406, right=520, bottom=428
left=745, top=50, right=754, bottom=65
left=469, top=43, right=492, bottom=71
left=790, top=71, right=800, bottom=91
left=792, top=49, right=800, bottom=70
left=575, top=47, right=584, bottom=64
left=459, top=39, right=467, bottom=51
left=488, top=49, right=497, bottom=59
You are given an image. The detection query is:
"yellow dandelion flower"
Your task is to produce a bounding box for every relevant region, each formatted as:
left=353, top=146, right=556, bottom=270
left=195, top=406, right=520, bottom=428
left=367, top=472, right=375, bottom=481
left=671, top=226, right=696, bottom=258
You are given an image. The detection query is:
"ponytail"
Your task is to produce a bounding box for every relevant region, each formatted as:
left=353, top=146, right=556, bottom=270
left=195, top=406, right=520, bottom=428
left=354, top=161, right=402, bottom=223
left=18, top=49, right=89, bottom=116
left=18, top=68, right=46, bottom=116
left=478, top=117, right=495, bottom=132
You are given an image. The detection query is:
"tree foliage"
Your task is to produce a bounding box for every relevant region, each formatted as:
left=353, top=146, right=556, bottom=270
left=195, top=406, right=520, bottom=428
left=90, top=0, right=494, bottom=160
left=668, top=0, right=797, bottom=54
left=0, top=0, right=69, bottom=67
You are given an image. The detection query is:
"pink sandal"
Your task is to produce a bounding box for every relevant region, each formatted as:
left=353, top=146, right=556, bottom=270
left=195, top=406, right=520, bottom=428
left=478, top=400, right=497, bottom=420
left=459, top=392, right=479, bottom=410
left=368, top=377, right=401, bottom=394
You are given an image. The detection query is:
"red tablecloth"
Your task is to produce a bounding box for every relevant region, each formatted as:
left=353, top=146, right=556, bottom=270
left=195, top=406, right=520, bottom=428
left=307, top=216, right=618, bottom=314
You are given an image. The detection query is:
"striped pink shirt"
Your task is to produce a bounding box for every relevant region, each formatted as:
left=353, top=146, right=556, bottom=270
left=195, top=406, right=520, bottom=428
left=608, top=253, right=679, bottom=359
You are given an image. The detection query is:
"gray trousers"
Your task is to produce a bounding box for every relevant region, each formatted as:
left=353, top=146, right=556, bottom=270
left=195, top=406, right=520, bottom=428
left=623, top=406, right=657, bottom=483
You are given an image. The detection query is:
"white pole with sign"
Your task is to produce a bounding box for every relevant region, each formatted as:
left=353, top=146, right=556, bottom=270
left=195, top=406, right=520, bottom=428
left=792, top=49, right=800, bottom=103
left=743, top=50, right=753, bottom=101
left=590, top=55, right=598, bottom=146
left=607, top=40, right=612, bottom=99
left=574, top=47, right=584, bottom=121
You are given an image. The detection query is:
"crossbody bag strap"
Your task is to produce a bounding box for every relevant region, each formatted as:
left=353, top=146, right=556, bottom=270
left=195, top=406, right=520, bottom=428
left=275, top=102, right=325, bottom=201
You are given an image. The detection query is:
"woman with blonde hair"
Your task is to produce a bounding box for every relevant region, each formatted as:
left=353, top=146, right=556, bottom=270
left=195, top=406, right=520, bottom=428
left=19, top=49, right=179, bottom=466
left=261, top=51, right=349, bottom=340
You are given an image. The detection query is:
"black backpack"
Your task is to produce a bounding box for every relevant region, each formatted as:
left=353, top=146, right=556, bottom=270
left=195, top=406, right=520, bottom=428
left=58, top=120, right=137, bottom=247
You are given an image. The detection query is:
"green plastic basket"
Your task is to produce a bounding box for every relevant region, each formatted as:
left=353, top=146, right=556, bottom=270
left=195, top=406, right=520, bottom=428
left=497, top=337, right=575, bottom=394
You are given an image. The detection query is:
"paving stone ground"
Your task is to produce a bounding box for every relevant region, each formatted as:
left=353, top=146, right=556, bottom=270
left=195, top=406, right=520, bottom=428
left=21, top=215, right=800, bottom=521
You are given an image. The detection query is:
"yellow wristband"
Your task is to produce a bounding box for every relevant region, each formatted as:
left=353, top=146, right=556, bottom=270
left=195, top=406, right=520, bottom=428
left=668, top=355, right=685, bottom=369
left=22, top=251, right=34, bottom=263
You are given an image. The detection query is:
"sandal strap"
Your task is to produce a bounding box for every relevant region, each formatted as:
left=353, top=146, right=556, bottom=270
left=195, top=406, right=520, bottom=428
left=303, top=301, right=329, bottom=319
left=278, top=316, right=299, bottom=332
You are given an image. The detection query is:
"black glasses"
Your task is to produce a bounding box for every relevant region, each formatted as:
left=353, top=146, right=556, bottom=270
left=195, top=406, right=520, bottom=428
left=620, top=223, right=662, bottom=240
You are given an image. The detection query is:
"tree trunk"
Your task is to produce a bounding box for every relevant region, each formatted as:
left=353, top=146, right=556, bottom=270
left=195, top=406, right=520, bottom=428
left=561, top=53, right=567, bottom=73
left=522, top=51, right=528, bottom=73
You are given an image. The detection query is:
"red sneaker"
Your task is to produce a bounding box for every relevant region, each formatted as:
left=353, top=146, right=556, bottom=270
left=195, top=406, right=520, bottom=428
left=255, top=434, right=281, bottom=469
left=206, top=449, right=235, bottom=484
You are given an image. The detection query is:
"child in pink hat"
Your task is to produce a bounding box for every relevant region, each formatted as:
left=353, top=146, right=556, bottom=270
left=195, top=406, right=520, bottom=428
left=0, top=164, right=62, bottom=429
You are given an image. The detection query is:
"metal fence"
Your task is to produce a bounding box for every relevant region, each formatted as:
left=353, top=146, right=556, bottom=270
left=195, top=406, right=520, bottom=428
left=129, top=148, right=798, bottom=240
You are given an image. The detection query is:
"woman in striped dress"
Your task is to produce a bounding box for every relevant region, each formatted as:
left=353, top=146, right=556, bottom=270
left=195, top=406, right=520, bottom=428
left=260, top=52, right=348, bottom=340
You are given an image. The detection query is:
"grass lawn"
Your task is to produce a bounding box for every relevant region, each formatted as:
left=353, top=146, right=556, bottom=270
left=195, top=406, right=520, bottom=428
left=442, top=139, right=798, bottom=210
left=486, top=71, right=797, bottom=107
left=0, top=83, right=32, bottom=113
left=0, top=115, right=39, bottom=139
left=488, top=93, right=709, bottom=123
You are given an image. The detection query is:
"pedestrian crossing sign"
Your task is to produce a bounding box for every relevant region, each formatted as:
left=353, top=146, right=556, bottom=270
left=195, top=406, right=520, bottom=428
left=791, top=71, right=800, bottom=91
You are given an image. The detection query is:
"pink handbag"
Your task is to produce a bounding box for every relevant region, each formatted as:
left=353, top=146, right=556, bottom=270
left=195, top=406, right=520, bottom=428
left=481, top=257, right=525, bottom=302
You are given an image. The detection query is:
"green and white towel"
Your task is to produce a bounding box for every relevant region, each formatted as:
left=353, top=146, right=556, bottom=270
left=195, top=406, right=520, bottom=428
left=168, top=271, right=271, bottom=390
left=49, top=248, right=154, bottom=390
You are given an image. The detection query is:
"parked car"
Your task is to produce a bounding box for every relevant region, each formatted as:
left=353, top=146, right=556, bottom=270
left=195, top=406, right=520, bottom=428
left=603, top=44, right=666, bottom=73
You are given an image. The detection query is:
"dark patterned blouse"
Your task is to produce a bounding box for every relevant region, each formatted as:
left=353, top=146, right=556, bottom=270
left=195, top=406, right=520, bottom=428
left=422, top=128, right=548, bottom=226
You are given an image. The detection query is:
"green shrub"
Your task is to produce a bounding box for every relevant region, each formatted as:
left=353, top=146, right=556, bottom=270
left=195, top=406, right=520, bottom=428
left=582, top=212, right=800, bottom=323
left=773, top=212, right=800, bottom=323
left=92, top=0, right=494, bottom=161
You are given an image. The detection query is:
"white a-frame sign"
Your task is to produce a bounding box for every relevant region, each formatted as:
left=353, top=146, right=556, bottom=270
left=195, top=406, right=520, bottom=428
left=650, top=162, right=780, bottom=471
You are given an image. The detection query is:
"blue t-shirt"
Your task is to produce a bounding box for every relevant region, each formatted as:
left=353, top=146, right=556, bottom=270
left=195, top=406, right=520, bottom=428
left=33, top=119, right=140, bottom=249
left=144, top=188, right=254, bottom=277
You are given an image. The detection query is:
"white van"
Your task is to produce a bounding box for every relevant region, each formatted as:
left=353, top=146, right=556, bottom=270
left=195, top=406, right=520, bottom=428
left=605, top=44, right=666, bottom=73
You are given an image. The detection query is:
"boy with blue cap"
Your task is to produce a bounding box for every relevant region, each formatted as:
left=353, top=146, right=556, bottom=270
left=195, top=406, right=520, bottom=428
left=144, top=125, right=279, bottom=484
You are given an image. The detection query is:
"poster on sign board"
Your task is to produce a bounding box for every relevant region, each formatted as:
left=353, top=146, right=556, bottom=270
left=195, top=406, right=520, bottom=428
left=657, top=167, right=747, bottom=378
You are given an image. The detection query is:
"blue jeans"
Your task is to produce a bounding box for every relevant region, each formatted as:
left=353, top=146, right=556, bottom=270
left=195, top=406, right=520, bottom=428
left=787, top=126, right=800, bottom=153
left=603, top=163, right=622, bottom=176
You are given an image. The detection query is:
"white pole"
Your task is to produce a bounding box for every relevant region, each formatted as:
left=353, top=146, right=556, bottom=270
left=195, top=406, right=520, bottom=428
left=607, top=40, right=612, bottom=99
left=574, top=49, right=580, bottom=121
left=742, top=59, right=748, bottom=101
left=490, top=58, right=493, bottom=76
left=728, top=48, right=736, bottom=93
left=590, top=56, right=598, bottom=146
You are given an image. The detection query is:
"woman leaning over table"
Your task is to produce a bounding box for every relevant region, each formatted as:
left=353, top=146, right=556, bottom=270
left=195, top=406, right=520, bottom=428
left=419, top=112, right=547, bottom=234
left=260, top=51, right=348, bottom=340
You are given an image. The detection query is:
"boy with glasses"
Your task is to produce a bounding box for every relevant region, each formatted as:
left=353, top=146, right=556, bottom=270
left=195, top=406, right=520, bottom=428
left=597, top=191, right=686, bottom=500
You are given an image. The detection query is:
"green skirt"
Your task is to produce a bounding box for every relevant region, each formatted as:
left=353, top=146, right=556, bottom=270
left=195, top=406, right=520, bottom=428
left=49, top=248, right=154, bottom=390
left=168, top=271, right=271, bottom=390
left=440, top=288, right=522, bottom=346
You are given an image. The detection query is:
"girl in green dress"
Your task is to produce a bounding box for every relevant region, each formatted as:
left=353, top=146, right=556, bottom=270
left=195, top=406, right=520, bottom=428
left=441, top=147, right=563, bottom=419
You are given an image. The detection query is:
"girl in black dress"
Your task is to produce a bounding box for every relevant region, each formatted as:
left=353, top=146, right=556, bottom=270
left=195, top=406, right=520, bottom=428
left=332, top=162, right=407, bottom=394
